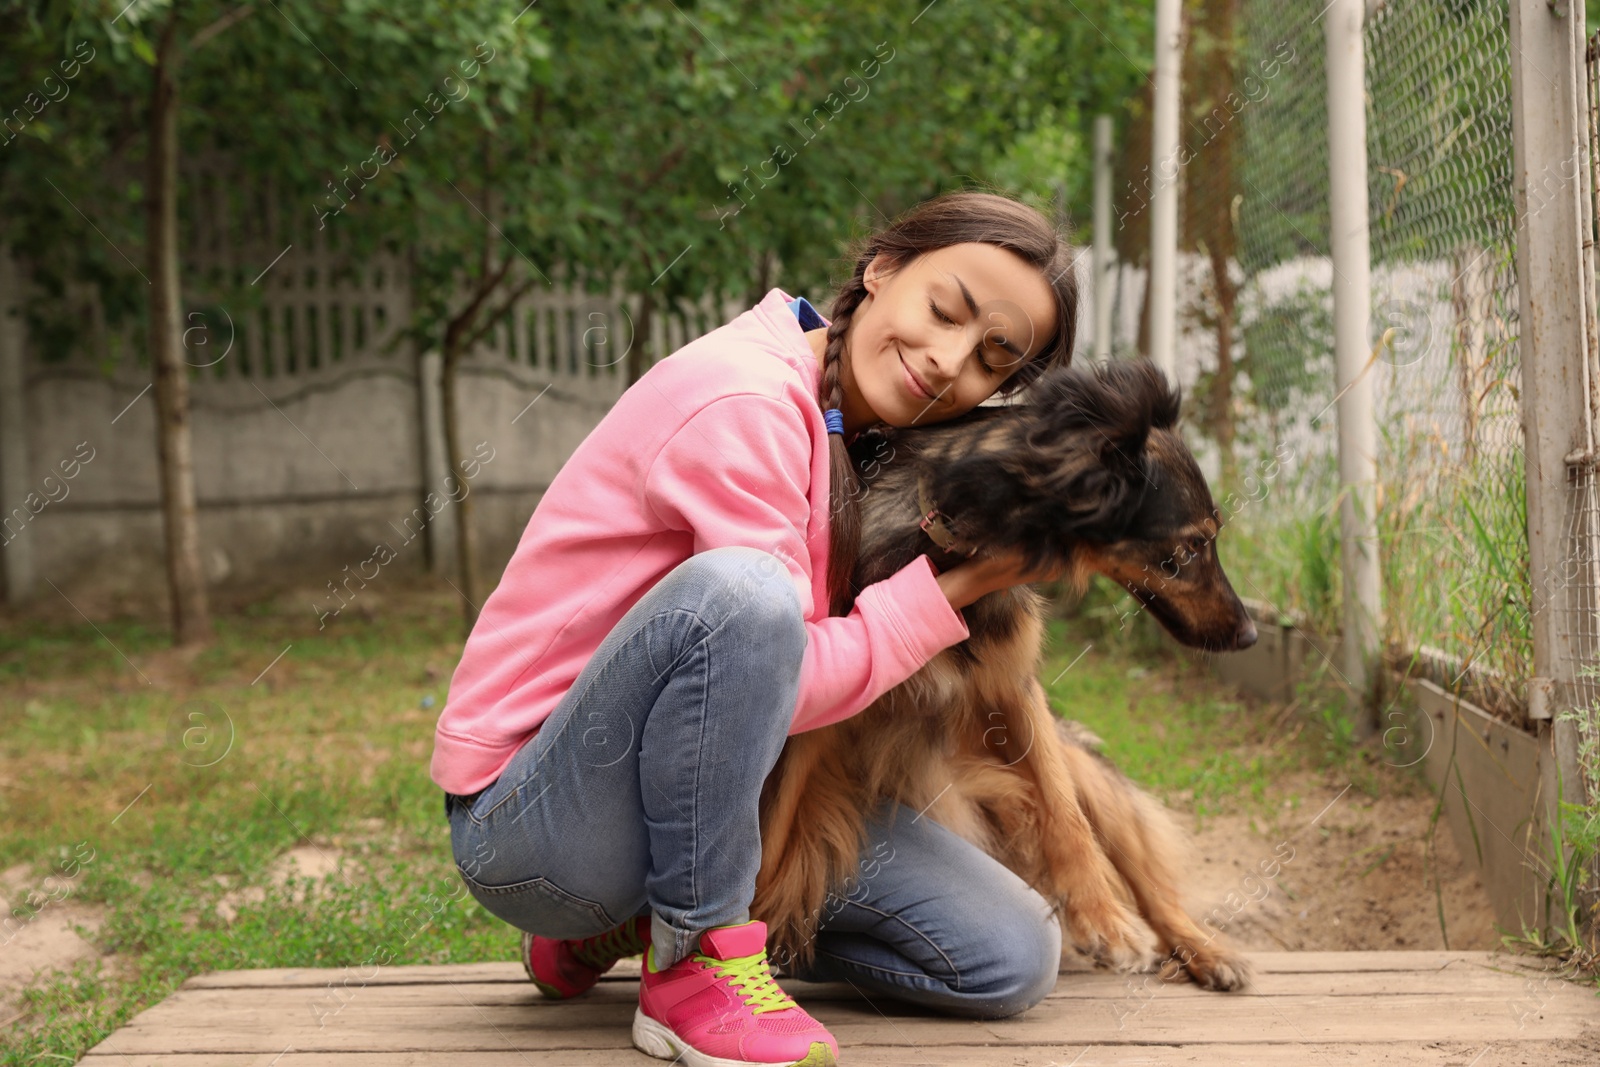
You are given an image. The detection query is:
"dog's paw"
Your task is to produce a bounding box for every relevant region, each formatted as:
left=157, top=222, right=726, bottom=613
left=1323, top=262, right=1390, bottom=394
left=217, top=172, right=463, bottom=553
left=1167, top=943, right=1253, bottom=992
left=1065, top=900, right=1161, bottom=974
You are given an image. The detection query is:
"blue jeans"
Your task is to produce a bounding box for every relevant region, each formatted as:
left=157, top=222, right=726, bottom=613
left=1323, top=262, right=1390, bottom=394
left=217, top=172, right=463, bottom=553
left=444, top=545, right=1061, bottom=1019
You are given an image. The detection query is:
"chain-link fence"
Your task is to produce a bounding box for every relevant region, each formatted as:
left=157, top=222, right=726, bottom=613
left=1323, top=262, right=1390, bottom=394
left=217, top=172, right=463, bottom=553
left=1364, top=0, right=1526, bottom=718
left=1567, top=25, right=1600, bottom=866
left=1229, top=0, right=1340, bottom=637
left=1178, top=0, right=1531, bottom=722
left=1098, top=0, right=1600, bottom=951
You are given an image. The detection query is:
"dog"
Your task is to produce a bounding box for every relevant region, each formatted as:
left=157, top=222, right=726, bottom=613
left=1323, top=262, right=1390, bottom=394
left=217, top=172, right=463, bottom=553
left=752, top=358, right=1257, bottom=992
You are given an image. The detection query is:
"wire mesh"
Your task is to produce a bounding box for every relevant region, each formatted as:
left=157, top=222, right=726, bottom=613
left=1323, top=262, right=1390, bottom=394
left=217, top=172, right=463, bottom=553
left=1212, top=0, right=1530, bottom=719
left=1564, top=29, right=1600, bottom=820
left=1562, top=461, right=1600, bottom=814
left=1227, top=0, right=1340, bottom=635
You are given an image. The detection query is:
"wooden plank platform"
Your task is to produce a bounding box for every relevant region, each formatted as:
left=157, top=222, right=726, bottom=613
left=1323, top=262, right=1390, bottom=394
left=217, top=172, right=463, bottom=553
left=84, top=951, right=1600, bottom=1065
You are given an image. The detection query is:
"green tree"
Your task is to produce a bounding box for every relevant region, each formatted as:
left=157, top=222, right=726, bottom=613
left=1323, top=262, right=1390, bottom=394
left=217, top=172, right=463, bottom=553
left=1, top=0, right=546, bottom=640
left=4, top=0, right=1163, bottom=634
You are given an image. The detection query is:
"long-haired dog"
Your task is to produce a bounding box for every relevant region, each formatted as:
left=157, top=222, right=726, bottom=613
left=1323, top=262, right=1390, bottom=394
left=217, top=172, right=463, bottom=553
left=753, top=358, right=1258, bottom=991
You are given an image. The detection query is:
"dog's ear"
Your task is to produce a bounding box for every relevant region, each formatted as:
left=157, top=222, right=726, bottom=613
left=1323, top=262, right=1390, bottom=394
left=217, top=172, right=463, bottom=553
left=922, top=358, right=1182, bottom=550
left=1011, top=358, right=1183, bottom=534
left=1023, top=358, right=1178, bottom=411
left=1024, top=358, right=1181, bottom=460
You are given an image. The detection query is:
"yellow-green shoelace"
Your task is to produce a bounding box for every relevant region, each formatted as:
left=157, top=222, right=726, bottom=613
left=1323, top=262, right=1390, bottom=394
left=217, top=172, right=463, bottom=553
left=700, top=950, right=799, bottom=1014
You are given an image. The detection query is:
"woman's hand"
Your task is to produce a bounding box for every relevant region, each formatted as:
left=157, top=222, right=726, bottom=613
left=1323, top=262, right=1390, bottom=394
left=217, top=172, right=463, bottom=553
left=935, top=548, right=1070, bottom=611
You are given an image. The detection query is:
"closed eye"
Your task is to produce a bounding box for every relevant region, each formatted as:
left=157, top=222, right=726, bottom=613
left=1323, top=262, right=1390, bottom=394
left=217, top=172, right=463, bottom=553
left=928, top=298, right=998, bottom=373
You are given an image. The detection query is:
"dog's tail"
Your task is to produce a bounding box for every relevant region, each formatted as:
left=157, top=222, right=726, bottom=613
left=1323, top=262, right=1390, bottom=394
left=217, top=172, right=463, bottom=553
left=1055, top=720, right=1254, bottom=991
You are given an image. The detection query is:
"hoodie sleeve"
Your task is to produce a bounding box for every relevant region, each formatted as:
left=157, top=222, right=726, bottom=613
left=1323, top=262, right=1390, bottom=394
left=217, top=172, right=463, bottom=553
left=641, top=393, right=971, bottom=734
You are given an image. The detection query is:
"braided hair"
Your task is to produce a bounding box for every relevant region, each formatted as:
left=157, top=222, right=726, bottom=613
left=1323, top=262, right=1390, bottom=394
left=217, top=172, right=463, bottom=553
left=817, top=190, right=1082, bottom=616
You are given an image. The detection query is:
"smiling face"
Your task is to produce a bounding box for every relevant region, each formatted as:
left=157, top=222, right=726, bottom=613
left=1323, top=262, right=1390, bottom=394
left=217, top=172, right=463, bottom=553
left=815, top=242, right=1060, bottom=437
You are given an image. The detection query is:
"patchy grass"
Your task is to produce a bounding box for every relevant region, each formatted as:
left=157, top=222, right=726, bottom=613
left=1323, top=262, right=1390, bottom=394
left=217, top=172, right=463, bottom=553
left=0, top=574, right=1399, bottom=1064
left=0, top=577, right=510, bottom=1065
left=1043, top=578, right=1415, bottom=829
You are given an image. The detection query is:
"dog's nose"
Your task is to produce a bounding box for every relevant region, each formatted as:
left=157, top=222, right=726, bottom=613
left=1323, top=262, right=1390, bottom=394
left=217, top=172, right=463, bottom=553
left=1236, top=616, right=1258, bottom=650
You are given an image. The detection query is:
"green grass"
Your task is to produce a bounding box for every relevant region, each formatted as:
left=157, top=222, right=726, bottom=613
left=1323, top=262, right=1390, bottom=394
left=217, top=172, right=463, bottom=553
left=0, top=580, right=513, bottom=1064
left=0, top=574, right=1392, bottom=1063
left=1039, top=615, right=1278, bottom=819
left=1217, top=425, right=1533, bottom=722
left=1043, top=578, right=1394, bottom=829
left=1203, top=444, right=1343, bottom=638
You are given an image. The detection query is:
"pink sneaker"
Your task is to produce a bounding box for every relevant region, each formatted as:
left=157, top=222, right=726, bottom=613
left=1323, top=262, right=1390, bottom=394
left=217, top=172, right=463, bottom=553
left=633, top=919, right=838, bottom=1067
left=522, top=914, right=651, bottom=999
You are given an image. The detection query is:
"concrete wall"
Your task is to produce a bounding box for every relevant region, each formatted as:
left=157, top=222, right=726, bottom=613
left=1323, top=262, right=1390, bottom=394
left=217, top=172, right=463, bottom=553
left=3, top=351, right=624, bottom=605
left=0, top=218, right=751, bottom=608
left=1404, top=677, right=1553, bottom=938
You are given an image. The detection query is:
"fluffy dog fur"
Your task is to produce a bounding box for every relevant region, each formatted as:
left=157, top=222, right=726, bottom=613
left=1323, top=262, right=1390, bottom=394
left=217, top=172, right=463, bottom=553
left=752, top=358, right=1256, bottom=992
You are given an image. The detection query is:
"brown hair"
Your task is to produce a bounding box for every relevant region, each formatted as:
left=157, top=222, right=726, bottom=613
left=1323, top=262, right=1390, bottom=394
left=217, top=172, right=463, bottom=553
left=817, top=190, right=1081, bottom=616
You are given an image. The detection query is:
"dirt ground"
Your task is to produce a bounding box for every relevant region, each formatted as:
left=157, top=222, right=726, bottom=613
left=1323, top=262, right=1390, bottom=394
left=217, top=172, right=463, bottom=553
left=0, top=769, right=1499, bottom=1030
left=0, top=861, right=112, bottom=1029
left=1178, top=768, right=1501, bottom=955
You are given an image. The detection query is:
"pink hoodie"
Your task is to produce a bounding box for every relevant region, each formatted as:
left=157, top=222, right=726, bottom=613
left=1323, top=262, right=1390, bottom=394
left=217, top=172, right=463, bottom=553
left=430, top=286, right=972, bottom=796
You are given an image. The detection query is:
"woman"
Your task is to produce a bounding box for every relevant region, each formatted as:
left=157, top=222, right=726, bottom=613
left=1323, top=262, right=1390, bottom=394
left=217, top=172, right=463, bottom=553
left=433, top=189, right=1080, bottom=1067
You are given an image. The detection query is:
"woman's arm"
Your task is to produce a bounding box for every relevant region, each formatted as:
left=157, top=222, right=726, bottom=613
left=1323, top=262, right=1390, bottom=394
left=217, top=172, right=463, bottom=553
left=641, top=392, right=970, bottom=735
left=937, top=551, right=1072, bottom=610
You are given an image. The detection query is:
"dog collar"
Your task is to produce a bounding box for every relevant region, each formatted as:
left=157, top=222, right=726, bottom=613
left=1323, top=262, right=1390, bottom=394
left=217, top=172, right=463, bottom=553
left=917, top=478, right=978, bottom=558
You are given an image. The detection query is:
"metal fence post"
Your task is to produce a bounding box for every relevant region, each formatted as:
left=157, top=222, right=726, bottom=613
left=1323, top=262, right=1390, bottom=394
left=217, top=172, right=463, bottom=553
left=1094, top=114, right=1115, bottom=363
left=1508, top=0, right=1595, bottom=900
left=1148, top=0, right=1182, bottom=383
left=1324, top=0, right=1381, bottom=734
